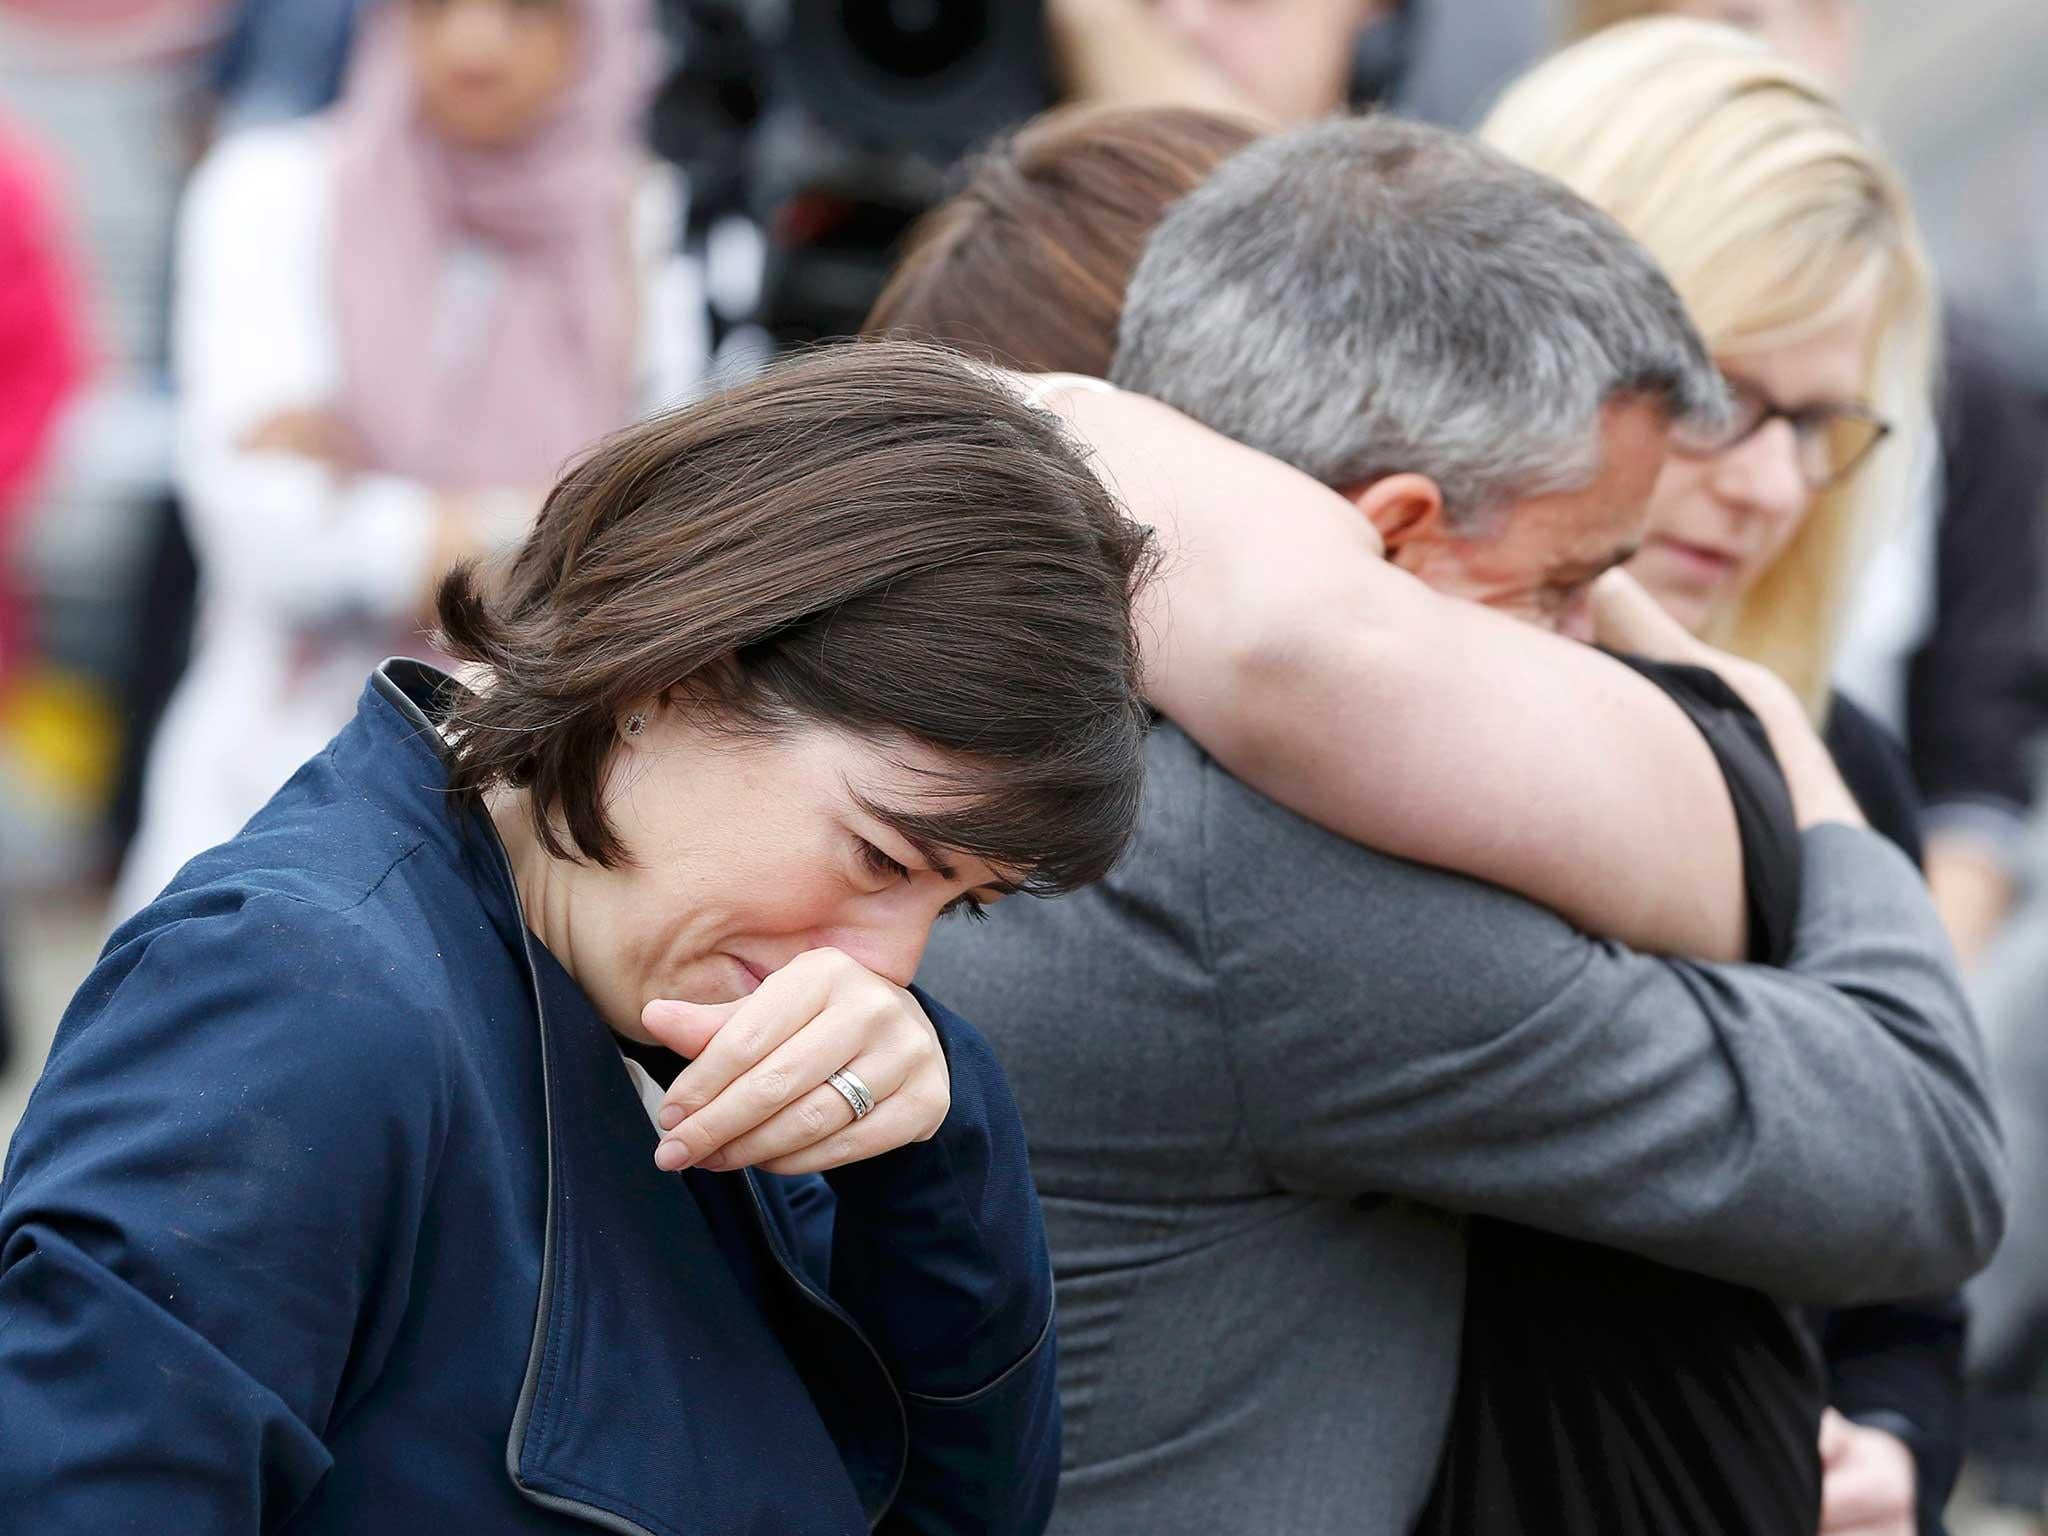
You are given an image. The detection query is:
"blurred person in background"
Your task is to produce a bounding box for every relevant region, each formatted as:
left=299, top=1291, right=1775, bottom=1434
left=107, top=0, right=363, bottom=887
left=1047, top=0, right=1547, bottom=129
left=668, top=0, right=1548, bottom=357
left=1480, top=19, right=1965, bottom=1534
left=887, top=108, right=2003, bottom=1536
left=1568, top=0, right=2048, bottom=971
left=112, top=0, right=705, bottom=920
left=0, top=116, right=87, bottom=723
left=0, top=114, right=89, bottom=1076
left=0, top=0, right=227, bottom=892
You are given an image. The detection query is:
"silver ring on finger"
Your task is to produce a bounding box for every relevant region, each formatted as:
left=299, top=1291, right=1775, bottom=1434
left=825, top=1067, right=876, bottom=1121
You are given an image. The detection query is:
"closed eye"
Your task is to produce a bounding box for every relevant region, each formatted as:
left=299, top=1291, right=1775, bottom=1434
left=942, top=894, right=991, bottom=923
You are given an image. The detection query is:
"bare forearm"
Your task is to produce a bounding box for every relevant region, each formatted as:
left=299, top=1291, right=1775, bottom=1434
left=1195, top=577, right=1751, bottom=960
left=1038, top=378, right=1751, bottom=958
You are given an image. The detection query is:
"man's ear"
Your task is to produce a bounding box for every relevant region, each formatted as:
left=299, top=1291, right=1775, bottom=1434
left=1339, top=474, right=1447, bottom=565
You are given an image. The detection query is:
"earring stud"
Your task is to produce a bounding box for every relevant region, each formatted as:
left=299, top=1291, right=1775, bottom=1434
left=624, top=712, right=646, bottom=738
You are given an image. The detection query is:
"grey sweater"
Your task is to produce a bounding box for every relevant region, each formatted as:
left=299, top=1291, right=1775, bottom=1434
left=917, top=724, right=2006, bottom=1536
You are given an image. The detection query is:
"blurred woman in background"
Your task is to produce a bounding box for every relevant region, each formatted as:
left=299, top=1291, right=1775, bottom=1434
left=114, top=0, right=702, bottom=918
left=1481, top=20, right=1959, bottom=1534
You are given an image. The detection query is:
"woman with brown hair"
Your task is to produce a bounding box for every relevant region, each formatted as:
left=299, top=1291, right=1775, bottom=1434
left=0, top=342, right=1147, bottom=1532
left=867, top=104, right=1262, bottom=378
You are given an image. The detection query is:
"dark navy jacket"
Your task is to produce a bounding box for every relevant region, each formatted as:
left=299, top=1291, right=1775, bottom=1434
left=0, top=662, right=1059, bottom=1534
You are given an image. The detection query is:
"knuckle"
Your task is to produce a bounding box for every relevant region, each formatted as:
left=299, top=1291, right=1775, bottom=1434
left=752, top=1064, right=792, bottom=1106
left=826, top=1132, right=860, bottom=1165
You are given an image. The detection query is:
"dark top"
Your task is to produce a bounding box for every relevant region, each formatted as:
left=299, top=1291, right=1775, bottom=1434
left=1423, top=670, right=1969, bottom=1536
left=0, top=660, right=1060, bottom=1534
left=1822, top=691, right=1969, bottom=1536
left=1419, top=656, right=1826, bottom=1536
left=1827, top=691, right=1927, bottom=865
left=1906, top=307, right=2048, bottom=828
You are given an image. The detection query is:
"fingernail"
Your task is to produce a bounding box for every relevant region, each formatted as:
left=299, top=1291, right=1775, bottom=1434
left=658, top=1105, right=683, bottom=1131
left=654, top=1141, right=691, bottom=1172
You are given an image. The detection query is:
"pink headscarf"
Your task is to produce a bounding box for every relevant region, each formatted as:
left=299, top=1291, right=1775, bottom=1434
left=331, top=0, right=660, bottom=490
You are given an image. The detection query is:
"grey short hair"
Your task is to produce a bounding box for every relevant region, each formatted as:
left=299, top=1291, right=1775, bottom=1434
left=1111, top=115, right=1727, bottom=524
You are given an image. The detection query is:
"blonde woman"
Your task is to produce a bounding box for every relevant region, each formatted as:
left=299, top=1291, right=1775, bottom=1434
left=1480, top=20, right=1959, bottom=1536
left=1562, top=0, right=2048, bottom=975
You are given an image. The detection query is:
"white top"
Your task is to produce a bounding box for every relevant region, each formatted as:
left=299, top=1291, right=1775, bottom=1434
left=113, top=121, right=707, bottom=920
left=621, top=1053, right=670, bottom=1132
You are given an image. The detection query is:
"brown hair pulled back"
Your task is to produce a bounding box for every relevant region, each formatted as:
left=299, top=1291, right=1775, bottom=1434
left=865, top=103, right=1261, bottom=376
left=435, top=339, right=1156, bottom=890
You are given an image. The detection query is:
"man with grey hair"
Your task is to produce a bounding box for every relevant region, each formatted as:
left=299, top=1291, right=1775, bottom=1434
left=917, top=114, right=1999, bottom=1535
left=1114, top=113, right=1729, bottom=637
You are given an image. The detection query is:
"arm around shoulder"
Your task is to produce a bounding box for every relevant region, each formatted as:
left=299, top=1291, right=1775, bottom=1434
left=1202, top=762, right=2003, bottom=1302
left=1033, top=381, right=1750, bottom=961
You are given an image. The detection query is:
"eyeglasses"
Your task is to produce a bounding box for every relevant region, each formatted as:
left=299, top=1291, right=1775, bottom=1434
left=1671, top=375, right=1892, bottom=493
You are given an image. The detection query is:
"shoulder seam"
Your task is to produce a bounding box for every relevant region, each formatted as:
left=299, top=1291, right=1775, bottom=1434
left=265, top=838, right=431, bottom=917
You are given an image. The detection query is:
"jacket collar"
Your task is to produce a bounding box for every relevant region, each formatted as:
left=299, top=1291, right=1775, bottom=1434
left=358, top=658, right=527, bottom=955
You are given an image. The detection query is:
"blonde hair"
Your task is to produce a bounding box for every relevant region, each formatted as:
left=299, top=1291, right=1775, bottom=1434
left=1479, top=18, right=1936, bottom=713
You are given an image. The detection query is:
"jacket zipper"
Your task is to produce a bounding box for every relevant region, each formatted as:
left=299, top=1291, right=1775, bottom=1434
left=490, top=828, right=660, bottom=1536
